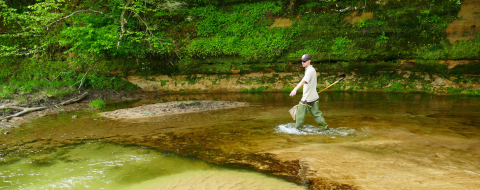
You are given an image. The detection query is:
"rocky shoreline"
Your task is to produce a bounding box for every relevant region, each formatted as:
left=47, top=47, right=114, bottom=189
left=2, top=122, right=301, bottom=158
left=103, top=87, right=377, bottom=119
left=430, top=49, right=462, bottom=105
left=100, top=101, right=247, bottom=119
left=0, top=91, right=248, bottom=130
left=0, top=90, right=146, bottom=130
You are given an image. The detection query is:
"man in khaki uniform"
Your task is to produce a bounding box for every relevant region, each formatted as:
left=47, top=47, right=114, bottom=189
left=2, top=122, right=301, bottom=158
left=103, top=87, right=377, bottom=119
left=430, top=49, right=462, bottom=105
left=289, top=54, right=329, bottom=131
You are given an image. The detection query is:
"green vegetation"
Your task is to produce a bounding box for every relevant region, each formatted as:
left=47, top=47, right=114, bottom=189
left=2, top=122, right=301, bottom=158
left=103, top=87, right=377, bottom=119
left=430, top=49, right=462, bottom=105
left=282, top=86, right=294, bottom=92
left=241, top=86, right=270, bottom=93
left=0, top=0, right=478, bottom=99
left=0, top=0, right=466, bottom=73
left=416, top=35, right=480, bottom=60
left=89, top=99, right=106, bottom=110
left=0, top=71, right=137, bottom=101
left=183, top=2, right=287, bottom=59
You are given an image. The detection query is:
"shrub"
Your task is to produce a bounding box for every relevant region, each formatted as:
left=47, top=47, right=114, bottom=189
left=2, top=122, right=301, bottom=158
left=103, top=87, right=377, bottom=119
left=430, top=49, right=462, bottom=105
left=89, top=99, right=106, bottom=110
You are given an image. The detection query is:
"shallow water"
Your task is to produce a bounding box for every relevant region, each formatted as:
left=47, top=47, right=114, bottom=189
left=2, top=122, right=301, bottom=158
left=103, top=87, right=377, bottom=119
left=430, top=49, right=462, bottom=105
left=0, top=142, right=303, bottom=190
left=275, top=124, right=358, bottom=136
left=1, top=92, right=480, bottom=189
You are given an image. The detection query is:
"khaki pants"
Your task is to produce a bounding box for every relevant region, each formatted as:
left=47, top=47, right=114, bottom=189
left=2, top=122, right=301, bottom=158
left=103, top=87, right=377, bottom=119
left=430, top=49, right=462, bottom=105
left=295, top=101, right=329, bottom=130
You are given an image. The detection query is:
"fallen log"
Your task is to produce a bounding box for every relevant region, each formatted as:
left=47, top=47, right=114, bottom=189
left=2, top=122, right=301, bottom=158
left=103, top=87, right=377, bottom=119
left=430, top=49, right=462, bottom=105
left=56, top=92, right=88, bottom=106
left=0, top=106, right=46, bottom=120
left=0, top=92, right=89, bottom=120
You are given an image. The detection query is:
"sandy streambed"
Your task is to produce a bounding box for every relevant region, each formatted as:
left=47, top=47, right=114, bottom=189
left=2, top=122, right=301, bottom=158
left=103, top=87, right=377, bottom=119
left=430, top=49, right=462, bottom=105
left=100, top=101, right=247, bottom=119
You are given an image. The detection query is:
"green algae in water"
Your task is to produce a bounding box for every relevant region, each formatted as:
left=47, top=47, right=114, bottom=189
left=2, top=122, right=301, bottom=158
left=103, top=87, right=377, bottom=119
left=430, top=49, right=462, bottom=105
left=0, top=142, right=303, bottom=190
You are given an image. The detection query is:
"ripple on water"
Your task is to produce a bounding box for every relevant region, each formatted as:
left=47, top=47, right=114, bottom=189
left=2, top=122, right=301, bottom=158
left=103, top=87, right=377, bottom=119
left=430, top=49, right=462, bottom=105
left=275, top=123, right=357, bottom=136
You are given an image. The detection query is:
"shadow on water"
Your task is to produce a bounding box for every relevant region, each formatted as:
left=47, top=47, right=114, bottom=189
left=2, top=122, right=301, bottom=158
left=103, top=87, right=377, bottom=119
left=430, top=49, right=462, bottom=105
left=1, top=92, right=480, bottom=189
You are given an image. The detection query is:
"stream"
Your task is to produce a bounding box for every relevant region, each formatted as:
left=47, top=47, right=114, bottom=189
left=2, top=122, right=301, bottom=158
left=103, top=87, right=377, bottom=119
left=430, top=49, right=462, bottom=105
left=1, top=92, right=479, bottom=189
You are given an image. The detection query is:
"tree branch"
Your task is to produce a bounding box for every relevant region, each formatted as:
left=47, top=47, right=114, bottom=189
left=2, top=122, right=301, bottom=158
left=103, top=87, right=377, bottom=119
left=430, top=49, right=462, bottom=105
left=56, top=92, right=88, bottom=106
left=117, top=0, right=133, bottom=49
left=8, top=10, right=26, bottom=32
left=0, top=92, right=89, bottom=120
left=132, top=12, right=157, bottom=50
left=43, top=8, right=132, bottom=50
left=49, top=9, right=120, bottom=28
left=0, top=47, right=44, bottom=57
left=317, top=0, right=364, bottom=12
left=332, top=5, right=353, bottom=12
left=0, top=106, right=46, bottom=120
left=69, top=60, right=98, bottom=91
left=129, top=10, right=180, bottom=60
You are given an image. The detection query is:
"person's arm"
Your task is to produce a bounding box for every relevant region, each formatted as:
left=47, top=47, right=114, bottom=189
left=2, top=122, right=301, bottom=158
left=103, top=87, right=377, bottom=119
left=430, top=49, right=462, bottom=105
left=289, top=80, right=307, bottom=97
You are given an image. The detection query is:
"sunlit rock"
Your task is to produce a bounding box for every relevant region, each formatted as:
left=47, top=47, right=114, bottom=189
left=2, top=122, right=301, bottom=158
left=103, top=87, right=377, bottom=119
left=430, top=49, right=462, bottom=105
left=446, top=0, right=480, bottom=44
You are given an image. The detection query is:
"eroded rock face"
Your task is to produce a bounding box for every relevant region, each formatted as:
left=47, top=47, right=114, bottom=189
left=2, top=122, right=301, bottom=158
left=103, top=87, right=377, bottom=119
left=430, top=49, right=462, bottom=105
left=126, top=70, right=480, bottom=95
left=430, top=75, right=461, bottom=92
left=416, top=84, right=423, bottom=90
left=446, top=0, right=480, bottom=44
left=343, top=11, right=373, bottom=24
left=269, top=18, right=293, bottom=28
left=439, top=60, right=479, bottom=69
left=431, top=76, right=446, bottom=86
left=397, top=60, right=417, bottom=70
left=126, top=73, right=303, bottom=93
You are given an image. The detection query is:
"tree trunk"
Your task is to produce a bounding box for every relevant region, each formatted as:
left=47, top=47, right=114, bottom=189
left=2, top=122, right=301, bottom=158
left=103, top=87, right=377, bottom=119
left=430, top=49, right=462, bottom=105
left=290, top=0, right=295, bottom=13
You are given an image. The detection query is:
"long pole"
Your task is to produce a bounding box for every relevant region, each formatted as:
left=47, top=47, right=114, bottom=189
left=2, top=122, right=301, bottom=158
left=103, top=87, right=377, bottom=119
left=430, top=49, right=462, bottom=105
left=317, top=74, right=346, bottom=94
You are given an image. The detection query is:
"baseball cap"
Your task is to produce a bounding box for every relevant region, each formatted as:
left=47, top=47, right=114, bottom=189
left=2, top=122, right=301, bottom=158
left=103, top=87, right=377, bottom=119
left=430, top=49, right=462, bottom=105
left=301, top=54, right=311, bottom=62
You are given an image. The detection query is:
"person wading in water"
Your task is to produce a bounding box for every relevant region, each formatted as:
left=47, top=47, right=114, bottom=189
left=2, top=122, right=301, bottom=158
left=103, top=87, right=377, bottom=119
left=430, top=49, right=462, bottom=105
left=289, top=54, right=329, bottom=131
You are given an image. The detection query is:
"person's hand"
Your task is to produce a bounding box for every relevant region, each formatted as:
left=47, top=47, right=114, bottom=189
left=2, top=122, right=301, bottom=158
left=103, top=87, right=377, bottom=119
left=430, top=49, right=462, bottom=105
left=290, top=90, right=296, bottom=97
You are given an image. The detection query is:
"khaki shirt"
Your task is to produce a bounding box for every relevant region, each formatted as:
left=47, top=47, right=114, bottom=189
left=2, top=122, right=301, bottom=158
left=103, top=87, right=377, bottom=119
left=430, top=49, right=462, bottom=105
left=301, top=65, right=319, bottom=102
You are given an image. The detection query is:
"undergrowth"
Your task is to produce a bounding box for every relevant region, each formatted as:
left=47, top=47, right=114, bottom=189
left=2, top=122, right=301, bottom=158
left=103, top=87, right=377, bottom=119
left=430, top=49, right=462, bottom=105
left=89, top=99, right=106, bottom=110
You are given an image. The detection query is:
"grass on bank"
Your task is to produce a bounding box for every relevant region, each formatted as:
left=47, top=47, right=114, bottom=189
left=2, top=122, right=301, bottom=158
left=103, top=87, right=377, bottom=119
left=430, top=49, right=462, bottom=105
left=0, top=80, right=73, bottom=100
left=89, top=99, right=106, bottom=110
left=0, top=75, right=138, bottom=103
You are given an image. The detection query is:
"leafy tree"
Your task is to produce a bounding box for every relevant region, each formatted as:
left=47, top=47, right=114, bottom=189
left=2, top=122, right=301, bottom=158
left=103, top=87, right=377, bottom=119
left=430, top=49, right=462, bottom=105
left=0, top=0, right=178, bottom=86
left=0, top=0, right=174, bottom=62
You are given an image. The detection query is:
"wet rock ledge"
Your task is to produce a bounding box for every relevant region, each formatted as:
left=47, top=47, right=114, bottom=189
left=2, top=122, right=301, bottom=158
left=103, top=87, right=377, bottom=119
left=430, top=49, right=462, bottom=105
left=100, top=101, right=248, bottom=119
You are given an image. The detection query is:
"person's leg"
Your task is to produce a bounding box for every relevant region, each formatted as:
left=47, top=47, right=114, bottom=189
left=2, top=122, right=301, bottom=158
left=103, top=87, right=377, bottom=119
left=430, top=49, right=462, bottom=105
left=295, top=104, right=308, bottom=130
left=310, top=102, right=329, bottom=130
